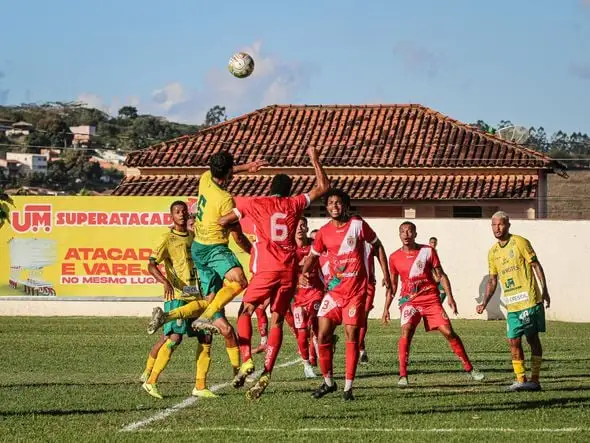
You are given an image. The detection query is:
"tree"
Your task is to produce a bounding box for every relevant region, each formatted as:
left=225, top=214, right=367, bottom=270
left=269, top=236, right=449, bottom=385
left=118, top=106, right=139, bottom=120
left=204, top=105, right=227, bottom=127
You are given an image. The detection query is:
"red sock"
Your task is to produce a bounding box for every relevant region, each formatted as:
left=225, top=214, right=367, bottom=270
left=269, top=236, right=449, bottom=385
left=285, top=309, right=297, bottom=337
left=264, top=326, right=283, bottom=373
left=255, top=307, right=268, bottom=338
left=296, top=329, right=310, bottom=361
left=237, top=313, right=253, bottom=363
left=449, top=336, right=473, bottom=372
left=318, top=342, right=333, bottom=378
left=345, top=341, right=360, bottom=380
left=398, top=336, right=410, bottom=377
left=308, top=333, right=317, bottom=363
left=358, top=326, right=367, bottom=351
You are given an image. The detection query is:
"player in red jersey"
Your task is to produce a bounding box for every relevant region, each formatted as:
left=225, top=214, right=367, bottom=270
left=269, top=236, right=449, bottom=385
left=217, top=146, right=329, bottom=400
left=382, top=221, right=485, bottom=386
left=301, top=189, right=392, bottom=401
left=358, top=241, right=377, bottom=364
left=293, top=216, right=323, bottom=378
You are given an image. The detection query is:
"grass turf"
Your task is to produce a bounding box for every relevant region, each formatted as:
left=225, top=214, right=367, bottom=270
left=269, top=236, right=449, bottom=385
left=1, top=317, right=589, bottom=442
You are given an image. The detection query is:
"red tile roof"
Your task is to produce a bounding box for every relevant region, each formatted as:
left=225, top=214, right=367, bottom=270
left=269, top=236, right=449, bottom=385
left=113, top=174, right=538, bottom=200
left=125, top=104, right=555, bottom=169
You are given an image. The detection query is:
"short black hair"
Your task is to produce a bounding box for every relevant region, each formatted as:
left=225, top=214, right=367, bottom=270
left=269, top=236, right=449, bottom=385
left=170, top=200, right=187, bottom=212
left=209, top=151, right=234, bottom=179
left=399, top=221, right=416, bottom=231
left=299, top=216, right=308, bottom=225
left=270, top=174, right=293, bottom=197
left=429, top=236, right=437, bottom=242
left=323, top=188, right=350, bottom=208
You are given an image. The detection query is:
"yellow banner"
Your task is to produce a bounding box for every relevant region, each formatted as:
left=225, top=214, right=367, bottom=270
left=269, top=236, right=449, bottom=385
left=0, top=196, right=251, bottom=298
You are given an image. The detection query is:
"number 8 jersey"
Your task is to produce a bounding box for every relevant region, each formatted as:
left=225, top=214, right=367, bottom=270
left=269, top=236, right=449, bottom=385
left=232, top=194, right=310, bottom=272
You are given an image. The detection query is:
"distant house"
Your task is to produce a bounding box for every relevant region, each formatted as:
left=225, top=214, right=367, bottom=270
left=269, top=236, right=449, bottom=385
left=0, top=118, right=13, bottom=134
left=6, top=121, right=34, bottom=137
left=70, top=125, right=96, bottom=147
left=6, top=152, right=48, bottom=175
left=40, top=148, right=62, bottom=162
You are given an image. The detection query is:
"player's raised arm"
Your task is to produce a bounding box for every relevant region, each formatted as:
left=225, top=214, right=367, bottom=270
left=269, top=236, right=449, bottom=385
left=233, top=159, right=268, bottom=174
left=306, top=146, right=330, bottom=202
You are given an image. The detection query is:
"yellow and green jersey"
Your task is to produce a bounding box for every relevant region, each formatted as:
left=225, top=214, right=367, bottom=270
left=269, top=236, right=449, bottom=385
left=193, top=170, right=234, bottom=245
left=488, top=234, right=541, bottom=312
left=150, top=229, right=198, bottom=301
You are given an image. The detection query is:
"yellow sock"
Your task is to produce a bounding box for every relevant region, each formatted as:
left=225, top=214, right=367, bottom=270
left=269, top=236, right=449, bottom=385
left=226, top=346, right=240, bottom=371
left=195, top=343, right=212, bottom=390
left=166, top=299, right=208, bottom=321
left=512, top=359, right=527, bottom=383
left=201, top=282, right=243, bottom=319
left=531, top=355, right=542, bottom=383
left=145, top=355, right=156, bottom=373
left=147, top=339, right=177, bottom=384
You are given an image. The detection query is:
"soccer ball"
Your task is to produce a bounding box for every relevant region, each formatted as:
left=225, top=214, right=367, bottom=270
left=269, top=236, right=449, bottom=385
left=228, top=52, right=255, bottom=78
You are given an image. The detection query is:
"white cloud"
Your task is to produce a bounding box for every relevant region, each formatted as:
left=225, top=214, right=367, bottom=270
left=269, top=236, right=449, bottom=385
left=76, top=93, right=142, bottom=117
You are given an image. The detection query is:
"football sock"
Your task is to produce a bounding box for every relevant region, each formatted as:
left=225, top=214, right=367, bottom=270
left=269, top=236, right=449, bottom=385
left=297, top=329, right=310, bottom=361
left=318, top=342, right=333, bottom=382
left=398, top=336, right=410, bottom=377
left=358, top=326, right=367, bottom=351
left=144, top=355, right=156, bottom=374
left=195, top=343, right=212, bottom=390
left=165, top=300, right=208, bottom=321
left=237, top=313, right=253, bottom=363
left=512, top=360, right=527, bottom=383
left=531, top=355, right=542, bottom=383
left=147, top=339, right=177, bottom=384
left=345, top=341, right=359, bottom=384
left=226, top=346, right=240, bottom=371
left=285, top=309, right=297, bottom=337
left=255, top=307, right=268, bottom=340
left=201, top=281, right=243, bottom=320
left=264, top=326, right=283, bottom=373
left=449, top=337, right=474, bottom=372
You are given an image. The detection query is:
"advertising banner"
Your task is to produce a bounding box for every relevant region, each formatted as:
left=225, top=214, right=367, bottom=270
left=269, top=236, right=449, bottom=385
left=0, top=196, right=250, bottom=298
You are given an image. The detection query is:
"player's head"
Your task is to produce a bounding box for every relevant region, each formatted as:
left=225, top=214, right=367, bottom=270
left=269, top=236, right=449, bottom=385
left=209, top=151, right=234, bottom=185
left=170, top=200, right=189, bottom=228
left=324, top=188, right=350, bottom=220
left=296, top=216, right=308, bottom=240
left=270, top=174, right=293, bottom=197
left=309, top=229, right=318, bottom=241
left=491, top=211, right=510, bottom=240
left=429, top=236, right=438, bottom=249
left=399, top=221, right=417, bottom=246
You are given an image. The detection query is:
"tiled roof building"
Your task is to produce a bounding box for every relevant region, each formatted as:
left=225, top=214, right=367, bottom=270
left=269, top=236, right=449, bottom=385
left=114, top=104, right=562, bottom=219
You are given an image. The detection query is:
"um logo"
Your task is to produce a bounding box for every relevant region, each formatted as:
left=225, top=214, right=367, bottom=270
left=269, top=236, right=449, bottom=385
left=11, top=204, right=53, bottom=233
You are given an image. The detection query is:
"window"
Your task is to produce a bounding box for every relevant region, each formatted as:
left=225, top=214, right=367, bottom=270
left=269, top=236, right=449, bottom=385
left=452, top=206, right=483, bottom=218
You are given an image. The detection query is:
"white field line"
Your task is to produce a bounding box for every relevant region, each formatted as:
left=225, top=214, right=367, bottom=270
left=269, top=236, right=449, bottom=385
left=134, top=426, right=590, bottom=434
left=120, top=357, right=302, bottom=433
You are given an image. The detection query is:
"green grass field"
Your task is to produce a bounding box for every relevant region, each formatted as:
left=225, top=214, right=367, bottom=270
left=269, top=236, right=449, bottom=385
left=1, top=317, right=589, bottom=442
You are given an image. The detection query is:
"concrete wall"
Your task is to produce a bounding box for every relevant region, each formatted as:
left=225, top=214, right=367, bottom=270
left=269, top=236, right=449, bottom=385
left=1, top=218, right=589, bottom=322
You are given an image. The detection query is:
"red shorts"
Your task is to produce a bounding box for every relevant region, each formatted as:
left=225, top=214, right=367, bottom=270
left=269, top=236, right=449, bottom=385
left=365, top=283, right=376, bottom=313
left=243, top=270, right=297, bottom=316
left=293, top=290, right=323, bottom=329
left=317, top=292, right=366, bottom=327
left=400, top=299, right=450, bottom=332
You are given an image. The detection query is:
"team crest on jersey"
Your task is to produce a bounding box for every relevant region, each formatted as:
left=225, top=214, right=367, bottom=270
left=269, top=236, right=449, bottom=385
left=348, top=306, right=357, bottom=317
left=415, top=260, right=425, bottom=273
left=313, top=302, right=321, bottom=311
left=346, top=236, right=356, bottom=247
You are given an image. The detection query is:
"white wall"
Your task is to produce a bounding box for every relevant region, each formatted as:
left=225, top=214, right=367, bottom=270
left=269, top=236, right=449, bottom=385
left=1, top=218, right=589, bottom=323
left=307, top=218, right=590, bottom=323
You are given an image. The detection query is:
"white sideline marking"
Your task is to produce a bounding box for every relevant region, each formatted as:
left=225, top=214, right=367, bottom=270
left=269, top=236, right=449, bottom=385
left=135, top=427, right=588, bottom=434
left=121, top=358, right=302, bottom=432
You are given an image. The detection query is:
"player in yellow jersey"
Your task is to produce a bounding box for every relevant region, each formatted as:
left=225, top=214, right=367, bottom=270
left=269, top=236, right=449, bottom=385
left=147, top=151, right=265, bottom=335
left=477, top=211, right=551, bottom=392
left=141, top=200, right=210, bottom=399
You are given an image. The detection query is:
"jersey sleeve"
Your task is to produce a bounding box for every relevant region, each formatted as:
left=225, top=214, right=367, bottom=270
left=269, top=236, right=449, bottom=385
left=292, top=193, right=311, bottom=212
left=219, top=194, right=236, bottom=217
left=360, top=220, right=378, bottom=244
left=517, top=237, right=538, bottom=263
left=487, top=248, right=498, bottom=275
left=149, top=233, right=169, bottom=264
left=429, top=247, right=442, bottom=268
left=311, top=229, right=326, bottom=256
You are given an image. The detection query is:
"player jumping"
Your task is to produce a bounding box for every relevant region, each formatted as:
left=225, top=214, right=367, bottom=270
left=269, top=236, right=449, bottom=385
left=382, top=221, right=485, bottom=387
left=477, top=211, right=550, bottom=392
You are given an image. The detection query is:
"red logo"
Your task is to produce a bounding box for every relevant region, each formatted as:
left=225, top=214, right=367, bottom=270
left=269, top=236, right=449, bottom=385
left=11, top=204, right=53, bottom=233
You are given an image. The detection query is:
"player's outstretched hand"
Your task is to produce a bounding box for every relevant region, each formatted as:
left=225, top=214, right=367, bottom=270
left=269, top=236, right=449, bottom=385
left=381, top=310, right=390, bottom=325
left=382, top=277, right=391, bottom=290
left=447, top=296, right=458, bottom=315
left=245, top=159, right=268, bottom=173
left=476, top=303, right=486, bottom=315
left=164, top=282, right=175, bottom=301
left=307, top=145, right=319, bottom=161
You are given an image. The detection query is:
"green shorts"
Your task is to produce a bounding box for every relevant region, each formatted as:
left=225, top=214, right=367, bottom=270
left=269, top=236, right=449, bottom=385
left=506, top=303, right=546, bottom=339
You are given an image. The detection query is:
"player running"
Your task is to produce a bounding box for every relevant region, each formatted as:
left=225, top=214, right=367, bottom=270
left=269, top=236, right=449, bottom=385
left=292, top=216, right=323, bottom=378
left=477, top=211, right=550, bottom=392
left=382, top=221, right=485, bottom=387
left=218, top=146, right=329, bottom=400
left=146, top=152, right=265, bottom=335
left=301, top=189, right=392, bottom=401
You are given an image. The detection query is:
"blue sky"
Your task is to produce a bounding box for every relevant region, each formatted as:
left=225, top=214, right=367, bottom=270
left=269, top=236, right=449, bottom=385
left=1, top=0, right=589, bottom=135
